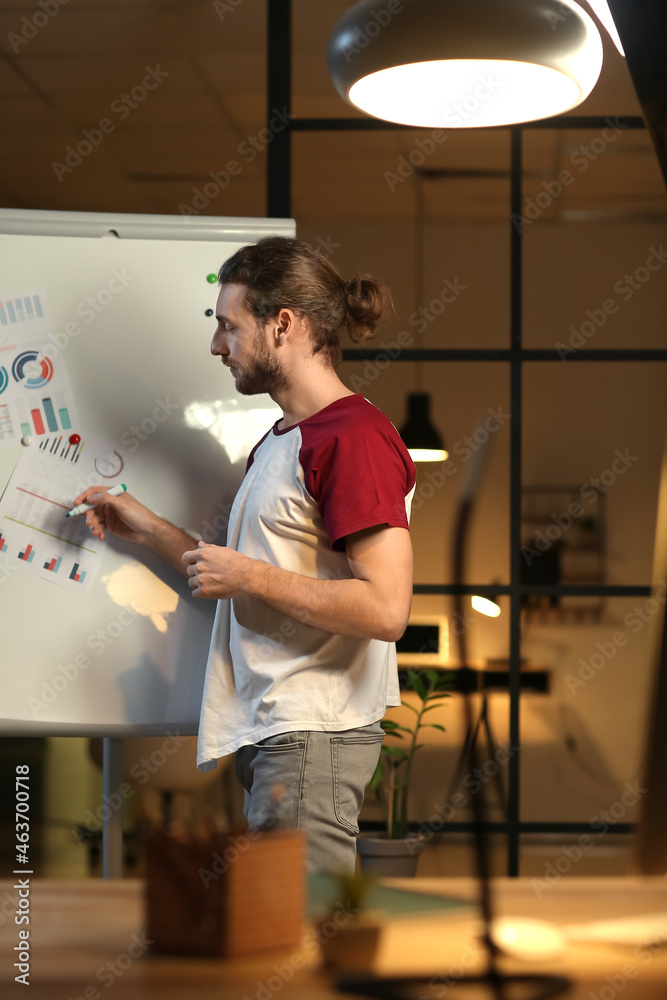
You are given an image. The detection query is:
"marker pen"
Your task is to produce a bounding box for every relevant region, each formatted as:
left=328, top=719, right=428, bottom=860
left=65, top=483, right=127, bottom=517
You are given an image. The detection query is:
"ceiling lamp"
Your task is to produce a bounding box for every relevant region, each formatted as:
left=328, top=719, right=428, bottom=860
left=471, top=594, right=502, bottom=618
left=328, top=0, right=604, bottom=128
left=399, top=392, right=448, bottom=462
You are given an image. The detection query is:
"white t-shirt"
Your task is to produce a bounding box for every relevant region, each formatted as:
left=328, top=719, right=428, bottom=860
left=196, top=394, right=417, bottom=771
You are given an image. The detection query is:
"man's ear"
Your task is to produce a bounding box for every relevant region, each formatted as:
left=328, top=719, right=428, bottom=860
left=278, top=309, right=291, bottom=334
left=273, top=307, right=294, bottom=343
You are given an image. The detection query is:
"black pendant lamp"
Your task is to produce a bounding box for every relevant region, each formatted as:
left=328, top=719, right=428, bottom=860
left=399, top=392, right=448, bottom=463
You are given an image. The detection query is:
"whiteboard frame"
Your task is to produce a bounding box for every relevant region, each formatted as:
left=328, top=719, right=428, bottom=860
left=0, top=209, right=295, bottom=737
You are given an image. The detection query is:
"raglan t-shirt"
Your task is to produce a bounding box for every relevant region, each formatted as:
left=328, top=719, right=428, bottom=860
left=196, top=393, right=417, bottom=771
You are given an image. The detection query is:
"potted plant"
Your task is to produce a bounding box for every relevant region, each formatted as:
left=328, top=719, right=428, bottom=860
left=357, top=668, right=452, bottom=876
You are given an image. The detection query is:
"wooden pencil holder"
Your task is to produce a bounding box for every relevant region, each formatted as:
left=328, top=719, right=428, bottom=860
left=144, top=828, right=306, bottom=957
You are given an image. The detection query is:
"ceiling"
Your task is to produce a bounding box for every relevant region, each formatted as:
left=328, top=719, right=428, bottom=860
left=0, top=0, right=665, bottom=223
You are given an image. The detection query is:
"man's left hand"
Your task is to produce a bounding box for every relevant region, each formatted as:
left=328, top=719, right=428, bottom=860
left=182, top=541, right=248, bottom=599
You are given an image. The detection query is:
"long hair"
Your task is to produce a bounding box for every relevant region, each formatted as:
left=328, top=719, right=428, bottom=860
left=218, top=235, right=393, bottom=366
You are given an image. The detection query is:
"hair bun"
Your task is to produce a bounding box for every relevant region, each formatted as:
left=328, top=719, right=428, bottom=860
left=344, top=273, right=394, bottom=345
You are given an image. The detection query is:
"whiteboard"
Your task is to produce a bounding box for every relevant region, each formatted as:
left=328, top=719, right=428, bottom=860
left=0, top=210, right=295, bottom=735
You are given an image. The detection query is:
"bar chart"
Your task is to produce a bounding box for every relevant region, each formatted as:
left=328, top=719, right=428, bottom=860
left=43, top=555, right=63, bottom=573
left=37, top=433, right=84, bottom=462
left=0, top=426, right=136, bottom=592
left=0, top=292, right=45, bottom=328
left=0, top=404, right=13, bottom=441
left=69, top=562, right=86, bottom=584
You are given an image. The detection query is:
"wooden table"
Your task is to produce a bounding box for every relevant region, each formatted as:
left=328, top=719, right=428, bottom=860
left=1, top=876, right=667, bottom=998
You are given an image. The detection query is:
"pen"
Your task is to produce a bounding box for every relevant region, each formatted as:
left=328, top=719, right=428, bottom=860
left=65, top=483, right=127, bottom=517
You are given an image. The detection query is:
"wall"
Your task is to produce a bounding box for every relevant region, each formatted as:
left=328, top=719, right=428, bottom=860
left=298, top=217, right=667, bottom=826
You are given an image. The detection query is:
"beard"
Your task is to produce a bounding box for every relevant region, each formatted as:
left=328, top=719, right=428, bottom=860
left=232, top=325, right=290, bottom=396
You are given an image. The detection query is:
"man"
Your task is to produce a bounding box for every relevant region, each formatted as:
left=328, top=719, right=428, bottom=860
left=76, top=236, right=416, bottom=874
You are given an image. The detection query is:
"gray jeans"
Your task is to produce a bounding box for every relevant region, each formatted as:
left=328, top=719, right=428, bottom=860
left=235, top=721, right=384, bottom=875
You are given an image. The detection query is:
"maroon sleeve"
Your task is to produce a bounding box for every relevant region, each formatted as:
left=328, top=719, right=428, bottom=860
left=300, top=407, right=416, bottom=552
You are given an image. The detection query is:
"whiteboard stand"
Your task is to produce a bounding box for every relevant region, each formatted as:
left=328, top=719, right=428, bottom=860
left=0, top=209, right=295, bottom=880
left=102, top=738, right=124, bottom=879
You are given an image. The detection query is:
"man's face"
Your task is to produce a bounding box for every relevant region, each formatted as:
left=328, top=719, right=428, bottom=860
left=211, top=283, right=289, bottom=396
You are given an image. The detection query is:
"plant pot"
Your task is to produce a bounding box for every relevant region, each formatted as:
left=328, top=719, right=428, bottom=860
left=356, top=834, right=426, bottom=877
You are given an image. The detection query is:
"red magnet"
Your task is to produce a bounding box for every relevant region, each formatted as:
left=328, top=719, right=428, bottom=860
left=69, top=433, right=81, bottom=445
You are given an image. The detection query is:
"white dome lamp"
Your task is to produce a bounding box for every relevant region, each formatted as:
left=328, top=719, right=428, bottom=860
left=327, top=0, right=604, bottom=129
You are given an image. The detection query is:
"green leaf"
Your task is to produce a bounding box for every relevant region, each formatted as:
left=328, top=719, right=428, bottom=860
left=421, top=704, right=445, bottom=715
left=423, top=723, right=447, bottom=733
left=382, top=721, right=412, bottom=735
left=407, top=670, right=427, bottom=700
left=423, top=668, right=440, bottom=685
left=381, top=747, right=409, bottom=761
left=399, top=700, right=420, bottom=714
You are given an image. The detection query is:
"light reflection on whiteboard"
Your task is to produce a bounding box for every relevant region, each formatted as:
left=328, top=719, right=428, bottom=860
left=184, top=400, right=278, bottom=465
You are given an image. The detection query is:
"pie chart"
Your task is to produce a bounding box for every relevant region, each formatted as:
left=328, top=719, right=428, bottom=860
left=12, top=350, right=54, bottom=389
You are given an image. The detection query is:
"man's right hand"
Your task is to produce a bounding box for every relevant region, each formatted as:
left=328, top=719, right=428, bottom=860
left=72, top=486, right=198, bottom=578
left=72, top=486, right=157, bottom=544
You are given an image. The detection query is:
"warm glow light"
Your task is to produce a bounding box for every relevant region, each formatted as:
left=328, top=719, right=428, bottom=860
left=348, top=59, right=587, bottom=128
left=186, top=404, right=217, bottom=430
left=184, top=400, right=279, bottom=465
left=409, top=447, right=449, bottom=463
left=471, top=595, right=501, bottom=618
left=102, top=564, right=179, bottom=633
left=490, top=917, right=566, bottom=961
left=586, top=0, right=625, bottom=55
left=329, top=0, right=604, bottom=129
